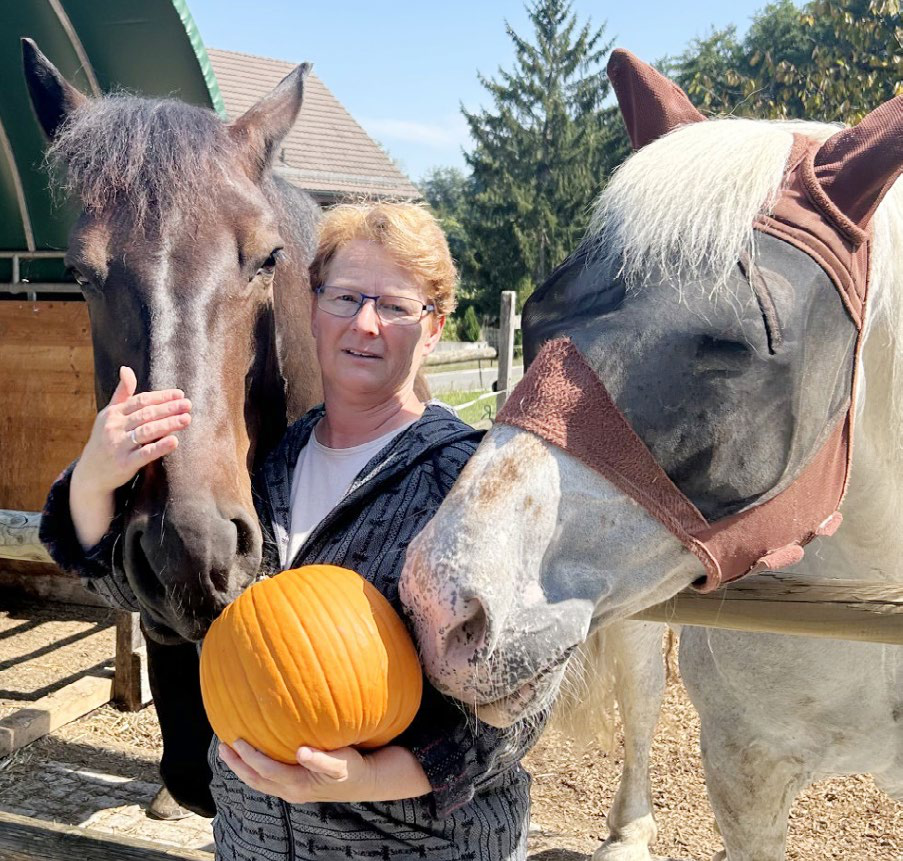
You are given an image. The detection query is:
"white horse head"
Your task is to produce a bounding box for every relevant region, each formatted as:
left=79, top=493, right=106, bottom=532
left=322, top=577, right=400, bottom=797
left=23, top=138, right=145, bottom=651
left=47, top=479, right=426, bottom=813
left=400, top=50, right=903, bottom=727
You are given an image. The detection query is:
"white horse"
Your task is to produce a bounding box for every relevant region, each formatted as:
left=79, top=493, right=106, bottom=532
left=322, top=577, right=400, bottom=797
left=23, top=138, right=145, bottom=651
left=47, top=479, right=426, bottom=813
left=400, top=50, right=902, bottom=861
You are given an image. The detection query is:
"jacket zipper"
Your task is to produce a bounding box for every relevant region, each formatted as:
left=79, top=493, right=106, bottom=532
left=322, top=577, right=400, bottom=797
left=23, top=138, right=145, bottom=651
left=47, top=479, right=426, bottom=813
left=281, top=799, right=296, bottom=861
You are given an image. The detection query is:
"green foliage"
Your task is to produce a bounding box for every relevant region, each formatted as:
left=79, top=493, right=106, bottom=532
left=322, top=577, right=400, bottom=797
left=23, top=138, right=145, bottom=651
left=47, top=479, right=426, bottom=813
left=794, top=0, right=902, bottom=122
left=440, top=315, right=460, bottom=341
left=459, top=305, right=483, bottom=342
left=670, top=0, right=902, bottom=123
left=420, top=166, right=478, bottom=303
left=461, top=0, right=626, bottom=317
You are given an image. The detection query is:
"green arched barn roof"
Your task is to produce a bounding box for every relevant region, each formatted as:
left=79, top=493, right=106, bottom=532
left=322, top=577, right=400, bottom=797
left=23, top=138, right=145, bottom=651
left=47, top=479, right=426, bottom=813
left=0, top=0, right=224, bottom=258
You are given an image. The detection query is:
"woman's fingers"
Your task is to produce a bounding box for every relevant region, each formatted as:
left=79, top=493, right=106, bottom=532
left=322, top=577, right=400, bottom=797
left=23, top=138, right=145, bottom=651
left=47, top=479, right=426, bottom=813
left=120, top=387, right=186, bottom=417
left=124, top=404, right=192, bottom=438
left=230, top=740, right=293, bottom=780
left=109, top=366, right=138, bottom=407
left=219, top=744, right=265, bottom=785
left=296, top=747, right=349, bottom=781
left=127, top=435, right=180, bottom=468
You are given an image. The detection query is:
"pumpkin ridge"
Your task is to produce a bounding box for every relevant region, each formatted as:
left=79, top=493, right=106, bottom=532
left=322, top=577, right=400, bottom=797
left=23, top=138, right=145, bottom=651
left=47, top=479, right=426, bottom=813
left=369, top=607, right=403, bottom=742
left=312, top=568, right=381, bottom=741
left=229, top=590, right=295, bottom=760
left=250, top=579, right=307, bottom=737
left=359, top=580, right=422, bottom=747
left=203, top=607, right=243, bottom=749
left=262, top=575, right=325, bottom=739
left=199, top=626, right=228, bottom=744
left=358, top=581, right=392, bottom=730
left=278, top=569, right=345, bottom=745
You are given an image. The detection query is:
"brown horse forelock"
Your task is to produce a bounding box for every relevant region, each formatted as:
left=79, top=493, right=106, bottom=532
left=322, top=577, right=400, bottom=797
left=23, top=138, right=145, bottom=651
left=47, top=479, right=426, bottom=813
left=56, top=95, right=318, bottom=640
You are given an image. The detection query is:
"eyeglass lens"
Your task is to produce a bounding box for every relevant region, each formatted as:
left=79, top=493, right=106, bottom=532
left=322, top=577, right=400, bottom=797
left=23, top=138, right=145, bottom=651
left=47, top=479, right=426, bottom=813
left=318, top=286, right=427, bottom=324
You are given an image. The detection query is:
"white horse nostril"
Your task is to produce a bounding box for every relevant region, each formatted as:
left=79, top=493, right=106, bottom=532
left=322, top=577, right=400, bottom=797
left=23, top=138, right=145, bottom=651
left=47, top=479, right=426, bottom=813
left=442, top=599, right=490, bottom=664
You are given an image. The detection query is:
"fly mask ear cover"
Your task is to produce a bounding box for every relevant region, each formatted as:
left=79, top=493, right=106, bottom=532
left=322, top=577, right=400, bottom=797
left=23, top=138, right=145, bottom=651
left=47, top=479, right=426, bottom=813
left=497, top=54, right=903, bottom=591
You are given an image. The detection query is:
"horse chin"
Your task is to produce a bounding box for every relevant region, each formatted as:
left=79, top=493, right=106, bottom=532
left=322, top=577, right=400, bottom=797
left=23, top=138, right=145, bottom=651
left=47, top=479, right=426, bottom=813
left=473, top=661, right=567, bottom=728
left=140, top=617, right=188, bottom=646
left=139, top=612, right=209, bottom=645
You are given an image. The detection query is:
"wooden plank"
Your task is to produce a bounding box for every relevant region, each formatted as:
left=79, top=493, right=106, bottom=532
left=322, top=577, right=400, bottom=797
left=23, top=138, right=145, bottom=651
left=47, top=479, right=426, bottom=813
left=0, top=301, right=91, bottom=344
left=0, top=511, right=50, bottom=563
left=0, top=565, right=107, bottom=608
left=496, top=291, right=517, bottom=412
left=632, top=572, right=903, bottom=645
left=0, top=673, right=112, bottom=758
left=0, top=301, right=96, bottom=511
left=113, top=612, right=152, bottom=711
left=0, top=810, right=213, bottom=860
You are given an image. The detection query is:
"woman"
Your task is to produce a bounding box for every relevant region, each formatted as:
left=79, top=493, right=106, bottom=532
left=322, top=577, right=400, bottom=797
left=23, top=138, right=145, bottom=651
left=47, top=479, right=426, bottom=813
left=41, top=202, right=541, bottom=860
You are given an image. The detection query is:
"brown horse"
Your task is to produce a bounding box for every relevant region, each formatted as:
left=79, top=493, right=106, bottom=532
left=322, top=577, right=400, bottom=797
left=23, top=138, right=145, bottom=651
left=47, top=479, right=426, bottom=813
left=24, top=38, right=322, bottom=814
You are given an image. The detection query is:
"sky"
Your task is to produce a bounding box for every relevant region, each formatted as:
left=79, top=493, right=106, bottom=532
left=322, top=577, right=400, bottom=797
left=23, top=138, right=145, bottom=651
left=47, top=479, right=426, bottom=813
left=186, top=0, right=779, bottom=184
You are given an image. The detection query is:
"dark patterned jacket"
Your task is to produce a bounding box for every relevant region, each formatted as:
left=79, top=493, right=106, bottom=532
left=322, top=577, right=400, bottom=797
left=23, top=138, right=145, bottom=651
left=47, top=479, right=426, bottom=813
left=41, top=403, right=543, bottom=861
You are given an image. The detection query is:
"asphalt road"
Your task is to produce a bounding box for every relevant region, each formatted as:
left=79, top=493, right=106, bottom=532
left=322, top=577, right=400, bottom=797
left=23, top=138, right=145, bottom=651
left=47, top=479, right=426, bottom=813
left=426, top=363, right=524, bottom=394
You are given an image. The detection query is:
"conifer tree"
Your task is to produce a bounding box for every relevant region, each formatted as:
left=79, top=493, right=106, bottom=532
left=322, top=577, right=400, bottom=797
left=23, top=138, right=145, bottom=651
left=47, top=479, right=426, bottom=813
left=460, top=305, right=482, bottom=342
left=462, top=0, right=625, bottom=316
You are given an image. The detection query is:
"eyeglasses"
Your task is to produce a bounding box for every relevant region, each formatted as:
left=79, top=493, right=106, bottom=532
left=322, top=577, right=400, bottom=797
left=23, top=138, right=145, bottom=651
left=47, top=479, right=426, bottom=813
left=315, top=286, right=435, bottom=326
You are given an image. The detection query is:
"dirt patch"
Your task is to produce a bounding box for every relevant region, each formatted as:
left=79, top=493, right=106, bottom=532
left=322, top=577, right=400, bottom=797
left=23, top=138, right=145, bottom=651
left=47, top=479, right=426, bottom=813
left=524, top=688, right=901, bottom=860
left=0, top=601, right=900, bottom=859
left=0, top=598, right=115, bottom=719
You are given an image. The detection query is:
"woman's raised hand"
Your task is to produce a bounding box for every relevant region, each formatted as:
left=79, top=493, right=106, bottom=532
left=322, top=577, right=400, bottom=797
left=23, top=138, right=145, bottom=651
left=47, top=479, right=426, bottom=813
left=69, top=366, right=192, bottom=549
left=75, top=366, right=193, bottom=494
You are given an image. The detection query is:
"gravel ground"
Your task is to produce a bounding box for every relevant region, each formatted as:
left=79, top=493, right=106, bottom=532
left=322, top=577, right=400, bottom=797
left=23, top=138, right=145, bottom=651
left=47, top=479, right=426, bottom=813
left=1, top=601, right=900, bottom=859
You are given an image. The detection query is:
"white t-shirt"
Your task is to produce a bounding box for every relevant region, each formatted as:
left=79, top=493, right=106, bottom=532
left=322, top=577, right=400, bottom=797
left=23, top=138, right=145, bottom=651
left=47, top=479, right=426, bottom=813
left=281, top=420, right=415, bottom=568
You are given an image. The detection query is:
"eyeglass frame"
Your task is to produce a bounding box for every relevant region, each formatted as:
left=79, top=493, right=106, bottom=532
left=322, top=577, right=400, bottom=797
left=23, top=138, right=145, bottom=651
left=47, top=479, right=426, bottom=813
left=314, top=285, right=437, bottom=326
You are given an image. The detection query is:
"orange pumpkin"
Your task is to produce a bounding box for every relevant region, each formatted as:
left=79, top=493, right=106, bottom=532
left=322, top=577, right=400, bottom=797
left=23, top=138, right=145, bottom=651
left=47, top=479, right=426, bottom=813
left=199, top=564, right=423, bottom=762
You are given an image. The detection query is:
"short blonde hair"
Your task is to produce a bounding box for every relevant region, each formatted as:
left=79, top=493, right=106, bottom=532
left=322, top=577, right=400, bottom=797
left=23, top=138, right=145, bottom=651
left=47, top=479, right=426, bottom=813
left=309, top=202, right=457, bottom=315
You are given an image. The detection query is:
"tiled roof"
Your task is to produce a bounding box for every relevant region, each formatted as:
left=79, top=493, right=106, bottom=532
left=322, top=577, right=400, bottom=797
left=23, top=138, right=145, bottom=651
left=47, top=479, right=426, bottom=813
left=208, top=48, right=421, bottom=202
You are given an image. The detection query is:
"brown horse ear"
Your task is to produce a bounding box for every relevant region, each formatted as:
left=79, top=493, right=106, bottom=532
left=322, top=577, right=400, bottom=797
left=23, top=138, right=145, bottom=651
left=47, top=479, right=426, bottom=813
left=808, top=96, right=903, bottom=239
left=21, top=38, right=89, bottom=141
left=607, top=48, right=705, bottom=150
left=228, top=63, right=311, bottom=181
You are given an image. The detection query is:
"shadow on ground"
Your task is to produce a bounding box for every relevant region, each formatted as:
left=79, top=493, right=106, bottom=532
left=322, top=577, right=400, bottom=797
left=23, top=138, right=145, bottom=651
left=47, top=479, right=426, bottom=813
left=528, top=851, right=588, bottom=861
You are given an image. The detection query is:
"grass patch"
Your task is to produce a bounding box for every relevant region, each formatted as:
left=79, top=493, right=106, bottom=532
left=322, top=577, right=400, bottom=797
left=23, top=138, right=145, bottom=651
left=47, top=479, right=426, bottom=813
left=434, top=389, right=496, bottom=428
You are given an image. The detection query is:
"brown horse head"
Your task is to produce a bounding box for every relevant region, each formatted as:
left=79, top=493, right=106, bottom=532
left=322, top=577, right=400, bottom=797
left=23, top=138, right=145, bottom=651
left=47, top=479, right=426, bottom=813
left=23, top=39, right=321, bottom=642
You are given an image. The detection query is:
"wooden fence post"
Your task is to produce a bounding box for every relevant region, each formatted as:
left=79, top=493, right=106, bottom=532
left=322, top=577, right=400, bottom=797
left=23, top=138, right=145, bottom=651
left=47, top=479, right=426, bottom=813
left=1, top=509, right=152, bottom=710
left=113, top=611, right=152, bottom=711
left=496, top=291, right=518, bottom=413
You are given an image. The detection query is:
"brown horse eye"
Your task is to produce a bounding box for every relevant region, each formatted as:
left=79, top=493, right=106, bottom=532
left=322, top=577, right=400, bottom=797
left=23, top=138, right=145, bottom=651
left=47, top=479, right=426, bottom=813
left=251, top=248, right=284, bottom=282
left=67, top=267, right=93, bottom=290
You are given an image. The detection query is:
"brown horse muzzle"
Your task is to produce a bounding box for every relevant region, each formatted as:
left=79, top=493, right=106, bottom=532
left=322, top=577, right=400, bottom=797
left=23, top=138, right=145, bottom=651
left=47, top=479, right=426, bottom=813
left=123, top=495, right=261, bottom=640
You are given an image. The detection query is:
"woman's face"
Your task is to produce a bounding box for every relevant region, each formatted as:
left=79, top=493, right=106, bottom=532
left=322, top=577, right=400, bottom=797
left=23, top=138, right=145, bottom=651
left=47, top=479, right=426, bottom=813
left=311, top=239, right=445, bottom=404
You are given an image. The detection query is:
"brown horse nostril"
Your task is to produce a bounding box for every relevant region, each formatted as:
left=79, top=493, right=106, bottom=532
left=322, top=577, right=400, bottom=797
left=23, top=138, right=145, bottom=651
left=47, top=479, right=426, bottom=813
left=232, top=515, right=257, bottom=559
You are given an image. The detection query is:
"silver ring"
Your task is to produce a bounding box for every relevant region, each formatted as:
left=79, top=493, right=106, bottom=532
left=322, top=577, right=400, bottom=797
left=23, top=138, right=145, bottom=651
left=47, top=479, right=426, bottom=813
left=128, top=428, right=140, bottom=447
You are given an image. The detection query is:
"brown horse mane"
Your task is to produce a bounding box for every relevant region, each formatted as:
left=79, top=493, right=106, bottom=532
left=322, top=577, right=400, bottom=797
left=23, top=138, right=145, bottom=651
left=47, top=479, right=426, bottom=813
left=46, top=93, right=235, bottom=227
